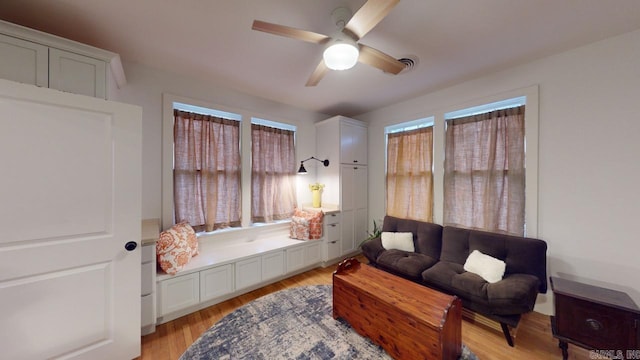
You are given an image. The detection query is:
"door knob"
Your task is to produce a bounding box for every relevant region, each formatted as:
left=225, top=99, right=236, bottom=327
left=124, top=241, right=138, bottom=251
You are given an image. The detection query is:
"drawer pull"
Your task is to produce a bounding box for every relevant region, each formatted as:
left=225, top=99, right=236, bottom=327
left=585, top=318, right=603, bottom=331
left=330, top=241, right=337, bottom=244
left=330, top=224, right=337, bottom=227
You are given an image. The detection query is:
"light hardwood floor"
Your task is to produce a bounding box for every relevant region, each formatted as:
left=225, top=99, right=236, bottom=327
left=138, top=258, right=591, bottom=360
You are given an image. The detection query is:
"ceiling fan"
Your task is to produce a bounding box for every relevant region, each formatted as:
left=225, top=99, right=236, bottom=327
left=251, top=0, right=405, bottom=86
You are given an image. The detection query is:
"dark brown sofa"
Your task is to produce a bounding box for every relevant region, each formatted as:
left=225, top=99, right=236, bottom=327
left=361, top=215, right=547, bottom=346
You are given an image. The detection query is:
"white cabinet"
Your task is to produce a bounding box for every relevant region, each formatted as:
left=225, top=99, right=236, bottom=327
left=200, top=264, right=234, bottom=302
left=324, top=213, right=342, bottom=262
left=286, top=246, right=305, bottom=272
left=262, top=251, right=285, bottom=281
left=49, top=48, right=106, bottom=98
left=287, top=242, right=323, bottom=272
left=341, top=163, right=368, bottom=255
left=158, top=272, right=200, bottom=316
left=0, top=20, right=125, bottom=99
left=0, top=33, right=47, bottom=87
left=305, top=241, right=322, bottom=265
left=235, top=256, right=262, bottom=290
left=141, top=219, right=159, bottom=335
left=340, top=122, right=368, bottom=165
left=316, top=116, right=368, bottom=257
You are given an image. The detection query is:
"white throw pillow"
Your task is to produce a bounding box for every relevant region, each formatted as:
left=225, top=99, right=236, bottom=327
left=380, top=232, right=415, bottom=252
left=463, top=250, right=506, bottom=283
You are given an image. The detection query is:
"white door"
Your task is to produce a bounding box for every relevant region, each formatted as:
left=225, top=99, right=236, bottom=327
left=0, top=79, right=142, bottom=360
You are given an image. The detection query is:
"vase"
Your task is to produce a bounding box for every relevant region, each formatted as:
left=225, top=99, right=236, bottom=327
left=312, top=189, right=322, bottom=208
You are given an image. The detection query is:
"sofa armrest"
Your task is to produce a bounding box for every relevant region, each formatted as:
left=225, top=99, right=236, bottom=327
left=361, top=237, right=385, bottom=264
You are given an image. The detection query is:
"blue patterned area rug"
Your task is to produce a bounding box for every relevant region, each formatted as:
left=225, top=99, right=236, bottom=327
left=181, top=285, right=479, bottom=360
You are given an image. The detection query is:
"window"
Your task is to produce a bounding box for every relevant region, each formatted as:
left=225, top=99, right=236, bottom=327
left=443, top=99, right=526, bottom=235
left=385, top=117, right=434, bottom=222
left=163, top=95, right=308, bottom=232
left=173, top=106, right=241, bottom=232
left=251, top=119, right=297, bottom=223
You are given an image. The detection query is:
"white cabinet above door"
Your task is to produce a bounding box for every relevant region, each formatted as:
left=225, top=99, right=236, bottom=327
left=49, top=48, right=106, bottom=99
left=0, top=33, right=47, bottom=87
left=0, top=20, right=126, bottom=99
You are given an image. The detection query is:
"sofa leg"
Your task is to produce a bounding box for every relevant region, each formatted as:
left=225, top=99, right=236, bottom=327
left=500, top=322, right=514, bottom=347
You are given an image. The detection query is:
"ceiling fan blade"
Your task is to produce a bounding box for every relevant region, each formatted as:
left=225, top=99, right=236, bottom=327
left=252, top=20, right=331, bottom=44
left=306, top=60, right=329, bottom=87
left=344, top=0, right=400, bottom=40
left=358, top=44, right=405, bottom=74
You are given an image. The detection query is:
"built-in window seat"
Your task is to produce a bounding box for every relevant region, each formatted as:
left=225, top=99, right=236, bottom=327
left=156, top=223, right=322, bottom=324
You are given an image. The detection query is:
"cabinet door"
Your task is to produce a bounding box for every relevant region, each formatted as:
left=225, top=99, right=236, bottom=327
left=262, top=251, right=285, bottom=281
left=49, top=48, right=106, bottom=99
left=0, top=34, right=48, bottom=87
left=141, top=294, right=154, bottom=328
left=158, top=272, right=199, bottom=316
left=286, top=246, right=306, bottom=272
left=354, top=208, right=368, bottom=249
left=235, top=256, right=262, bottom=290
left=351, top=124, right=368, bottom=165
left=354, top=166, right=368, bottom=209
left=341, top=210, right=355, bottom=254
left=340, top=165, right=355, bottom=211
left=200, top=264, right=234, bottom=302
left=304, top=241, right=322, bottom=266
left=326, top=238, right=342, bottom=261
left=340, top=122, right=367, bottom=164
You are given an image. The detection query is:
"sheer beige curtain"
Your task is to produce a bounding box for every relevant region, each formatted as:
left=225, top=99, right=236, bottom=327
left=173, top=110, right=241, bottom=231
left=386, top=127, right=434, bottom=222
left=251, top=124, right=297, bottom=223
left=443, top=106, right=525, bottom=235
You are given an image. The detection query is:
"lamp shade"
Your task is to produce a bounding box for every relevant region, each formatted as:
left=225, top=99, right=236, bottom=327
left=323, top=41, right=359, bottom=70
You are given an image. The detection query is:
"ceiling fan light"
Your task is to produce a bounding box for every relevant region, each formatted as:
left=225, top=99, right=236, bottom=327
left=323, top=42, right=359, bottom=70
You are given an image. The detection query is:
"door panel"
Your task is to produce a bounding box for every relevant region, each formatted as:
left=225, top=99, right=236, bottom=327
left=0, top=79, right=141, bottom=360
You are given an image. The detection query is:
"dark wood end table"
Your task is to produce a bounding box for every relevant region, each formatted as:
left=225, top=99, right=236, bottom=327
left=550, top=276, right=640, bottom=360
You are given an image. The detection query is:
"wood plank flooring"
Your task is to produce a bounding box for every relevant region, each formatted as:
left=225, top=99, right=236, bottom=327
left=137, top=258, right=592, bottom=360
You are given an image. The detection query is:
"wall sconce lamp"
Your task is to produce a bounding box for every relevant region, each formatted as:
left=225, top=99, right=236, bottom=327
left=297, top=157, right=330, bottom=174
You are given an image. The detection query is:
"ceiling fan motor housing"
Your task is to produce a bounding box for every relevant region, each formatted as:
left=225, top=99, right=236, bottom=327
left=331, top=7, right=353, bottom=30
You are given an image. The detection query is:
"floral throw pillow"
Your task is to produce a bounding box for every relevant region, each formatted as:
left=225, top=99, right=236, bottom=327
left=157, top=222, right=198, bottom=275
left=290, top=209, right=323, bottom=240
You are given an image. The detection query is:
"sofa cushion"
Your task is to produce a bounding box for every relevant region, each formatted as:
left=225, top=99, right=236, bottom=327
left=441, top=226, right=548, bottom=293
left=377, top=250, right=438, bottom=281
left=423, top=261, right=541, bottom=315
left=381, top=215, right=443, bottom=259
left=422, top=261, right=464, bottom=290
left=440, top=227, right=471, bottom=264
left=486, top=274, right=540, bottom=314
left=361, top=237, right=386, bottom=264
left=463, top=250, right=506, bottom=283
left=381, top=232, right=414, bottom=252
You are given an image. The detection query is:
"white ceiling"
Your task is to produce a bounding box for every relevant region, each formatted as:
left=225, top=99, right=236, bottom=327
left=2, top=0, right=640, bottom=117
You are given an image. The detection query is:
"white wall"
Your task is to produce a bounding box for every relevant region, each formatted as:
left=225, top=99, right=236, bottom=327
left=358, top=29, right=640, bottom=312
left=109, top=61, right=328, bottom=223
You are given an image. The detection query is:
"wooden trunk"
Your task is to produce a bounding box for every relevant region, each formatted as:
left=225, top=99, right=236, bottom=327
left=333, top=258, right=462, bottom=360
